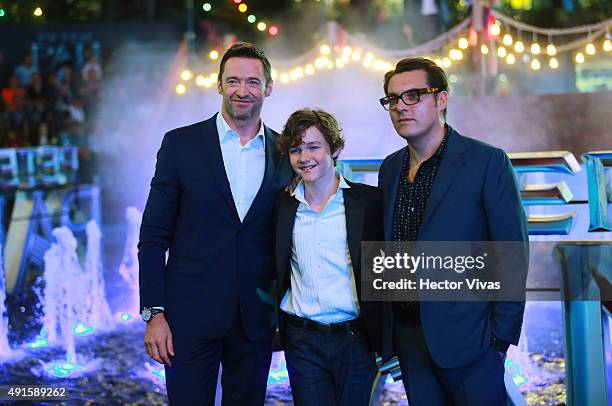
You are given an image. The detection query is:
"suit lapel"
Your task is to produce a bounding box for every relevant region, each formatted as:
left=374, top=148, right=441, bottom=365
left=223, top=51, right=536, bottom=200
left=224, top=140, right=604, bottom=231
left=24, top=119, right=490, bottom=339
left=344, top=185, right=366, bottom=291
left=383, top=148, right=407, bottom=240
left=276, top=195, right=299, bottom=298
left=418, top=131, right=466, bottom=238
left=199, top=114, right=239, bottom=219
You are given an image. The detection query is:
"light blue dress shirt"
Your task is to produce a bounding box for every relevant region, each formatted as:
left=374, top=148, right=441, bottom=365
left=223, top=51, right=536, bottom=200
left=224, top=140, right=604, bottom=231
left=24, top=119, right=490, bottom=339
left=216, top=112, right=266, bottom=222
left=280, top=174, right=361, bottom=324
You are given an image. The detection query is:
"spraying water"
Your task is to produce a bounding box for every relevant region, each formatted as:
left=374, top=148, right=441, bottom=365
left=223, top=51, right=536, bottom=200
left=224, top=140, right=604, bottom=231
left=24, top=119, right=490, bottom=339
left=81, top=220, right=115, bottom=331
left=118, top=207, right=143, bottom=317
left=0, top=244, right=12, bottom=360
left=42, top=227, right=81, bottom=363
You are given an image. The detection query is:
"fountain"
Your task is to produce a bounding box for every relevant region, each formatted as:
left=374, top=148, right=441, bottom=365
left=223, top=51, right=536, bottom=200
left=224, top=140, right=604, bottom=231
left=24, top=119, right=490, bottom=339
left=81, top=220, right=115, bottom=331
left=0, top=244, right=12, bottom=361
left=42, top=227, right=82, bottom=363
left=117, top=207, right=142, bottom=317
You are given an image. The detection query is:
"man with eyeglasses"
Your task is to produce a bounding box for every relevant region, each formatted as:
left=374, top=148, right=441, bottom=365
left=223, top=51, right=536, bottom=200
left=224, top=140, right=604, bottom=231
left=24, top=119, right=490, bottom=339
left=377, top=57, right=528, bottom=405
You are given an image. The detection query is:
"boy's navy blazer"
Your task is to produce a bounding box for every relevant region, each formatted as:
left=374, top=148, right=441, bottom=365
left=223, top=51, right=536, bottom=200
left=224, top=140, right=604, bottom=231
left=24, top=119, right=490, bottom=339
left=274, top=181, right=386, bottom=357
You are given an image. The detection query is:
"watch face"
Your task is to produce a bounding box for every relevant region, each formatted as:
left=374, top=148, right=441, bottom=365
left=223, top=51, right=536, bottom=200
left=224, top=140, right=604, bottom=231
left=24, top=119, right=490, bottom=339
left=141, top=308, right=152, bottom=321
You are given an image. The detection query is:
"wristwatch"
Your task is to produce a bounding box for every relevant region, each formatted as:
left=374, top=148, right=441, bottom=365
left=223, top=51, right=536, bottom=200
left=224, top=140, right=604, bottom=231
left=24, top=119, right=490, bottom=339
left=141, top=307, right=164, bottom=322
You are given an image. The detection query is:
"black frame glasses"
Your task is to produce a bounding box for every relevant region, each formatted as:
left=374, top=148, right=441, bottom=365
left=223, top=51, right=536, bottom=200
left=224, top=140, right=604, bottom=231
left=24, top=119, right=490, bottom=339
left=379, top=87, right=440, bottom=111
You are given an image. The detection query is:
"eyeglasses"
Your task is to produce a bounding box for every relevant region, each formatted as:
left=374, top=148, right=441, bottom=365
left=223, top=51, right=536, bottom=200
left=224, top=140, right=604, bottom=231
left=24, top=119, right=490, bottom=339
left=379, top=87, right=440, bottom=111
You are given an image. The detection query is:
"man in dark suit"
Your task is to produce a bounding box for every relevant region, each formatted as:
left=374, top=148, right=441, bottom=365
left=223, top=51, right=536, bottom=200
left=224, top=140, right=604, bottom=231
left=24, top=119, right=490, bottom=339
left=274, top=108, right=384, bottom=405
left=138, top=43, right=292, bottom=406
left=377, top=57, right=528, bottom=405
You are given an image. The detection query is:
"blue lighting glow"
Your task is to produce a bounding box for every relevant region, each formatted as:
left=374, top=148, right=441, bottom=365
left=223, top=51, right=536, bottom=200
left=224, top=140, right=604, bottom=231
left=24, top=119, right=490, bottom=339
left=505, top=357, right=530, bottom=387
left=267, top=358, right=289, bottom=385
left=26, top=337, right=48, bottom=349
left=73, top=323, right=95, bottom=336
left=46, top=361, right=81, bottom=378
left=120, top=312, right=133, bottom=321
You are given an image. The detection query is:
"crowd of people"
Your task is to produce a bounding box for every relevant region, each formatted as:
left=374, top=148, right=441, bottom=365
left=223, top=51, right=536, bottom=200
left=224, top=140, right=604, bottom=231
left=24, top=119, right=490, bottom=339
left=0, top=46, right=103, bottom=150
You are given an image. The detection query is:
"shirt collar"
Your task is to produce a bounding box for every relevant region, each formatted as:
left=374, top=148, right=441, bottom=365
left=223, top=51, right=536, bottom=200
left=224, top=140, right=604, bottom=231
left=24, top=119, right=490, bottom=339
left=292, top=171, right=351, bottom=206
left=216, top=112, right=266, bottom=148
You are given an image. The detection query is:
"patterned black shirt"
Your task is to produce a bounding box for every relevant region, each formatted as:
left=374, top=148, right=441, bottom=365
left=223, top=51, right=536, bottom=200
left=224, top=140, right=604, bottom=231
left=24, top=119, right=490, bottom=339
left=392, top=129, right=449, bottom=323
left=393, top=132, right=449, bottom=242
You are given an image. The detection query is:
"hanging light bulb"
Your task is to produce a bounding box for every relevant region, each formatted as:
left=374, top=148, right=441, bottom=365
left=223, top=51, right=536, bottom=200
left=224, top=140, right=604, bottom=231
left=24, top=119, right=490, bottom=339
left=530, top=59, right=541, bottom=70
left=480, top=44, right=489, bottom=55
left=490, top=23, right=501, bottom=37
left=604, top=39, right=612, bottom=52
left=549, top=57, right=559, bottom=69
left=506, top=53, right=516, bottom=65
left=531, top=43, right=541, bottom=55
left=442, top=57, right=452, bottom=68
left=514, top=41, right=525, bottom=53
left=497, top=46, right=507, bottom=58
left=503, top=34, right=513, bottom=46
left=575, top=52, right=585, bottom=64
left=546, top=44, right=556, bottom=56
left=449, top=49, right=463, bottom=61
left=458, top=37, right=469, bottom=50
left=585, top=43, right=596, bottom=55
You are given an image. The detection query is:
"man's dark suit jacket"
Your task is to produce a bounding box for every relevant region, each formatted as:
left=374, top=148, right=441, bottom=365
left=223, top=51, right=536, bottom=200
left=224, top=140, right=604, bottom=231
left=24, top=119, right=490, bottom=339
left=138, top=113, right=293, bottom=340
left=378, top=126, right=528, bottom=369
left=274, top=181, right=385, bottom=356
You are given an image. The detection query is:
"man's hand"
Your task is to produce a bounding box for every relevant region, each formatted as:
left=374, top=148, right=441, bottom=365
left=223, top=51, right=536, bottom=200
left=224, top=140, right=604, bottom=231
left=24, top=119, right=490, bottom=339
left=144, top=313, right=174, bottom=366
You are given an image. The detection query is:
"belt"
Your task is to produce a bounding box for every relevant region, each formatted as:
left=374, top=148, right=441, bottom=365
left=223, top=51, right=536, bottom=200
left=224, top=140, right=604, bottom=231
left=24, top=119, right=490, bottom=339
left=283, top=312, right=365, bottom=334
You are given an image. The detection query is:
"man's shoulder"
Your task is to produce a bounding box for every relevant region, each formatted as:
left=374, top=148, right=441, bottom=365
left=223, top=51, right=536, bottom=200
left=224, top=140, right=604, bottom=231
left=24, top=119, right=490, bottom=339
left=165, top=115, right=216, bottom=139
left=452, top=129, right=506, bottom=157
left=345, top=180, right=380, bottom=200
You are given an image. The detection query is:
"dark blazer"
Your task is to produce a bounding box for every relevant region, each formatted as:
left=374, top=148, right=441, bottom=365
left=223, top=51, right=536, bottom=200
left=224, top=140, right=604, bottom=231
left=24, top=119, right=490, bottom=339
left=378, top=127, right=528, bottom=368
left=274, top=180, right=385, bottom=356
left=138, top=114, right=293, bottom=340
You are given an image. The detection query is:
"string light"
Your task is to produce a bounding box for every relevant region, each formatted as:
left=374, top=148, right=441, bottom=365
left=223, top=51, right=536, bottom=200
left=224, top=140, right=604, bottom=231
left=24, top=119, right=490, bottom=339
left=585, top=43, right=596, bottom=55
left=175, top=18, right=612, bottom=92
left=449, top=49, right=463, bottom=61
left=33, top=7, right=43, bottom=17
left=238, top=4, right=247, bottom=13
left=549, top=57, right=559, bottom=69
left=180, top=69, right=193, bottom=81
left=490, top=23, right=501, bottom=37
left=203, top=3, right=212, bottom=12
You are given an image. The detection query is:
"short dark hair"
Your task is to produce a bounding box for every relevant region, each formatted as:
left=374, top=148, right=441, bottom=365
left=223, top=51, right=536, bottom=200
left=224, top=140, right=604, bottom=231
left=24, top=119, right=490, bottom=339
left=218, top=42, right=272, bottom=86
left=383, top=57, right=448, bottom=119
left=277, top=108, right=345, bottom=164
